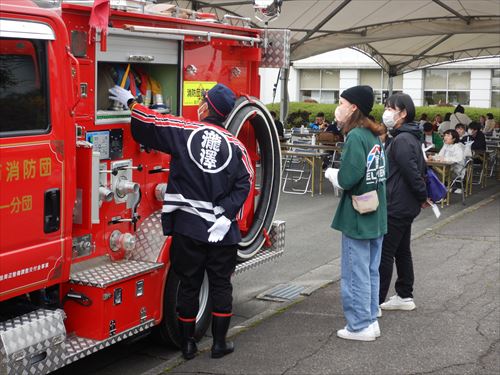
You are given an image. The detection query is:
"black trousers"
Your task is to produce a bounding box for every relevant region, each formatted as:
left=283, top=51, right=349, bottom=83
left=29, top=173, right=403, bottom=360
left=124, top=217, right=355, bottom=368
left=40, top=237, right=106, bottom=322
left=170, top=233, right=237, bottom=319
left=379, top=216, right=415, bottom=304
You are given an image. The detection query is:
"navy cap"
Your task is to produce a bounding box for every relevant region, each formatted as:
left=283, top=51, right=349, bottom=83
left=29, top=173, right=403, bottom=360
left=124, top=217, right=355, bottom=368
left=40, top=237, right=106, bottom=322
left=204, top=83, right=236, bottom=119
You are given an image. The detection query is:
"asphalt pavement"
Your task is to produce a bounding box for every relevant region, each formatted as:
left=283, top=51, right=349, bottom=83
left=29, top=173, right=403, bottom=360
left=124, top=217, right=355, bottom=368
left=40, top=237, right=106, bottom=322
left=148, top=192, right=499, bottom=375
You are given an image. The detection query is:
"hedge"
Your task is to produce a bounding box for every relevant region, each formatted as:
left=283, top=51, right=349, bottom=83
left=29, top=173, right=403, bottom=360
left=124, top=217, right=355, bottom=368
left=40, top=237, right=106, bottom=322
left=266, top=102, right=500, bottom=128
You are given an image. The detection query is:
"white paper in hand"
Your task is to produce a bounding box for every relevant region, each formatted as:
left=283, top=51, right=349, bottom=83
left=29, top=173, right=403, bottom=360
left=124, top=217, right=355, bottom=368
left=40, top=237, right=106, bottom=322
left=430, top=202, right=441, bottom=219
left=421, top=144, right=433, bottom=161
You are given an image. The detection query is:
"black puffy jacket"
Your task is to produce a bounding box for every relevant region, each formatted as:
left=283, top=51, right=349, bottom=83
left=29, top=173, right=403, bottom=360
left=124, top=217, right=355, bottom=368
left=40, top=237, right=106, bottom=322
left=386, top=122, right=427, bottom=219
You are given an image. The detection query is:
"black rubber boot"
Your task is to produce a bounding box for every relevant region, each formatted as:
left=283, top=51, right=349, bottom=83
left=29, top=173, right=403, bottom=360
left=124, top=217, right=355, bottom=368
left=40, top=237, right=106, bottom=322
left=179, top=319, right=197, bottom=360
left=211, top=315, right=234, bottom=359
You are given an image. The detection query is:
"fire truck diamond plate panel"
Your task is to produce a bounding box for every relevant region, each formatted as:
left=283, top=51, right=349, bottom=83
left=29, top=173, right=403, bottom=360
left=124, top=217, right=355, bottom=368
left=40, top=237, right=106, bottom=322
left=0, top=309, right=66, bottom=375
left=260, top=29, right=290, bottom=68
left=69, top=259, right=163, bottom=288
left=235, top=220, right=285, bottom=274
left=130, top=211, right=166, bottom=263
left=64, top=319, right=155, bottom=365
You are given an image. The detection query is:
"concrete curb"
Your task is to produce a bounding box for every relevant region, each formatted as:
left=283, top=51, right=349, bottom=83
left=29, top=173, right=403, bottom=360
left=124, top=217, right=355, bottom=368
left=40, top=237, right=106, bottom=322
left=142, top=192, right=499, bottom=375
left=411, top=192, right=499, bottom=241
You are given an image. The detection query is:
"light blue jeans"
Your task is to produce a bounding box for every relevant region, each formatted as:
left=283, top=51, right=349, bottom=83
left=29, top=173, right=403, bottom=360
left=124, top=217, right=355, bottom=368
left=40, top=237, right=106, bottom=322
left=341, top=234, right=383, bottom=332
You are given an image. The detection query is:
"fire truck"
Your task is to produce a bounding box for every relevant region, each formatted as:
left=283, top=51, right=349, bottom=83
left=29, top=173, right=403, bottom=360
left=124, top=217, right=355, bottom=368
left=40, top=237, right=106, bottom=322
left=0, top=1, right=288, bottom=373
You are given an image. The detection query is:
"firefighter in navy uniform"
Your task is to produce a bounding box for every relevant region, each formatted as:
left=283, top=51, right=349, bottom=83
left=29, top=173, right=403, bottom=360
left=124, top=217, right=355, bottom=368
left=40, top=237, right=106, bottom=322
left=109, top=84, right=254, bottom=360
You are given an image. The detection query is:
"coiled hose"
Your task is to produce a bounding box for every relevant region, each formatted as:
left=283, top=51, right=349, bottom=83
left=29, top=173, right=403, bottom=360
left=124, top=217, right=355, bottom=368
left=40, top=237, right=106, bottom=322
left=224, top=96, right=282, bottom=260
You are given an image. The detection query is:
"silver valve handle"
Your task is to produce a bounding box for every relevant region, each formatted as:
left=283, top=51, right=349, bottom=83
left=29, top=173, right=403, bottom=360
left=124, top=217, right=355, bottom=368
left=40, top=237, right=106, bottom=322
left=99, top=186, right=114, bottom=202
left=117, top=165, right=143, bottom=171
left=116, top=179, right=139, bottom=198
left=109, top=230, right=137, bottom=252
left=100, top=165, right=143, bottom=176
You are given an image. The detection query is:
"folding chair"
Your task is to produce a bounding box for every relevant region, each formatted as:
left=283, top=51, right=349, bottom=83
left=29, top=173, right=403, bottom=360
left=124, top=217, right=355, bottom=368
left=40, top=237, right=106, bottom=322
left=449, top=158, right=473, bottom=205
left=281, top=138, right=313, bottom=194
left=329, top=142, right=344, bottom=168
left=471, top=151, right=488, bottom=188
left=487, top=149, right=496, bottom=178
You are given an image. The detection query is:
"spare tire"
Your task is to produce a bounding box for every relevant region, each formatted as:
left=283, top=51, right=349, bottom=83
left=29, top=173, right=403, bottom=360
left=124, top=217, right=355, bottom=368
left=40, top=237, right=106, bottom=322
left=224, top=97, right=281, bottom=260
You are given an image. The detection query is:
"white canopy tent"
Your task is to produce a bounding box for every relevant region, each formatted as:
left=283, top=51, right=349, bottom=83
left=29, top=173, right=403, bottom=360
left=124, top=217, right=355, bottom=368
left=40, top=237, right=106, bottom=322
left=163, top=0, right=500, bottom=116
left=166, top=0, right=500, bottom=75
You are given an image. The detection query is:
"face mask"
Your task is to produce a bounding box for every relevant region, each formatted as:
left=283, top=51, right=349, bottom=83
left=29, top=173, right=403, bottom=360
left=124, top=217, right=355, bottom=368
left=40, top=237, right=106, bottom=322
left=334, top=105, right=352, bottom=124
left=382, top=110, right=400, bottom=129
left=197, top=102, right=208, bottom=121
left=467, top=129, right=473, bottom=135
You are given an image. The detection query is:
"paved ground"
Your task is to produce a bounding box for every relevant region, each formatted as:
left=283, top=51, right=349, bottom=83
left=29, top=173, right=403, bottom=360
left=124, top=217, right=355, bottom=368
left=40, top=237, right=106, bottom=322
left=54, top=179, right=500, bottom=375
left=153, top=194, right=500, bottom=375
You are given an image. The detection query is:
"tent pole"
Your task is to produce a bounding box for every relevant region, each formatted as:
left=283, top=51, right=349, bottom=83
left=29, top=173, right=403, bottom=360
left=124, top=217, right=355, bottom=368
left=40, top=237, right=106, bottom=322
left=279, top=68, right=289, bottom=124
left=388, top=75, right=394, bottom=96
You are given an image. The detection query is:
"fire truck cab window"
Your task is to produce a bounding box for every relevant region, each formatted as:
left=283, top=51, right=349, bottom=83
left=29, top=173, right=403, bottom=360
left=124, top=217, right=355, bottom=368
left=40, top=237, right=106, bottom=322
left=0, top=38, right=49, bottom=136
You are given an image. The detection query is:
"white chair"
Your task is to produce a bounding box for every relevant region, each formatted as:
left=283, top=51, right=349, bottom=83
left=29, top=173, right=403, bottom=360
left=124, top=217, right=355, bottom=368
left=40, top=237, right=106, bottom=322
left=471, top=151, right=488, bottom=187
left=282, top=138, right=313, bottom=194
left=329, top=142, right=344, bottom=169
left=450, top=158, right=473, bottom=205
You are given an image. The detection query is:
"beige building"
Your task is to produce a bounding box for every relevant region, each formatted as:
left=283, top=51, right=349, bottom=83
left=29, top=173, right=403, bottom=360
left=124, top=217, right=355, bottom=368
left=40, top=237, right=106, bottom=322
left=260, top=49, right=500, bottom=108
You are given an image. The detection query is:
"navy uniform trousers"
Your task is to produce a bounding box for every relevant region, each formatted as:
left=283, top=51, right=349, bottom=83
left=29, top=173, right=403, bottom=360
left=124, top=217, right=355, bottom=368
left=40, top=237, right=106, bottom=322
left=169, top=232, right=238, bottom=319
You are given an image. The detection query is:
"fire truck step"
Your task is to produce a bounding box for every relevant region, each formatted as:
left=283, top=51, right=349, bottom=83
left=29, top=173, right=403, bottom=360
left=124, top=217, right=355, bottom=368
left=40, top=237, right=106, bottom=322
left=69, top=256, right=163, bottom=288
left=0, top=308, right=66, bottom=375
left=63, top=318, right=155, bottom=366
left=235, top=220, right=285, bottom=275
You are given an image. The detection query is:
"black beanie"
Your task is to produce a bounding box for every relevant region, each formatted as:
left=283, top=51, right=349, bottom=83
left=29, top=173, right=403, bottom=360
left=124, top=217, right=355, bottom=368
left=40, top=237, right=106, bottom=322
left=340, top=85, right=374, bottom=116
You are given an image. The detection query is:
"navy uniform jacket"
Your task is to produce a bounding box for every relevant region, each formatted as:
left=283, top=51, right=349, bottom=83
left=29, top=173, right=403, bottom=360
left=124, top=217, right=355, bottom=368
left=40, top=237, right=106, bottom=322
left=130, top=104, right=254, bottom=245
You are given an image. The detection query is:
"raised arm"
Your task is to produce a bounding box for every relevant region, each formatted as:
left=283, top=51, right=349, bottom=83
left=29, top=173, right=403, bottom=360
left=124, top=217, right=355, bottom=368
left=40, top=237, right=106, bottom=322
left=109, top=85, right=187, bottom=154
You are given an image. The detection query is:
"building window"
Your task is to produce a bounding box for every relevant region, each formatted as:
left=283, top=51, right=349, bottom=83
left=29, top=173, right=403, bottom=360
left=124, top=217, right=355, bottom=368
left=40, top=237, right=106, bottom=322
left=360, top=69, right=403, bottom=104
left=299, top=69, right=339, bottom=103
left=424, top=69, right=470, bottom=106
left=492, top=69, right=500, bottom=108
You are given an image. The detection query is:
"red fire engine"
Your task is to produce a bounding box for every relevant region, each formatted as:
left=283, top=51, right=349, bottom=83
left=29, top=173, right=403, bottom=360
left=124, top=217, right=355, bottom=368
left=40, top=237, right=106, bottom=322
left=0, top=1, right=288, bottom=373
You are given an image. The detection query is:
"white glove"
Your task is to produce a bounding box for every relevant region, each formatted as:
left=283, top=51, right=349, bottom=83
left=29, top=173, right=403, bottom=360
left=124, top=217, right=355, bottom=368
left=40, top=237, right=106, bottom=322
left=325, top=168, right=342, bottom=189
left=108, top=85, right=134, bottom=107
left=213, top=206, right=225, bottom=215
left=207, top=216, right=232, bottom=243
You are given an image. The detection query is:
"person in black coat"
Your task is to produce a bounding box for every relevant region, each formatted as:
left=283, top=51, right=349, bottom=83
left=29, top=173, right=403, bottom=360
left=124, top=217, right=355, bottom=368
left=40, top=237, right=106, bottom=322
left=379, top=93, right=428, bottom=313
left=467, top=121, right=486, bottom=151
left=270, top=110, right=285, bottom=138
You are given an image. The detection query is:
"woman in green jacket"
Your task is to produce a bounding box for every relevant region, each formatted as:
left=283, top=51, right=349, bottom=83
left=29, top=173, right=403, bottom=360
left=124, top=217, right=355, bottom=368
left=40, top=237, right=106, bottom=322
left=324, top=85, right=387, bottom=341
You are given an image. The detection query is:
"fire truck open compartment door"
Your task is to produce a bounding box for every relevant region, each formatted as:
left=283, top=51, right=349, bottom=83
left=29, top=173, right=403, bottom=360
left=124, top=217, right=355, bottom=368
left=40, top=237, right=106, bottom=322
left=0, top=18, right=72, bottom=300
left=94, top=28, right=182, bottom=125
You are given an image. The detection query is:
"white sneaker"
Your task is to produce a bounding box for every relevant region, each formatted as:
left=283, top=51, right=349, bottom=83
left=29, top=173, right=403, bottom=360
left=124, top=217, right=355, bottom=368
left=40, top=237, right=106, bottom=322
left=377, top=307, right=382, bottom=318
left=337, top=325, right=376, bottom=342
left=454, top=188, right=462, bottom=194
left=380, top=295, right=416, bottom=311
left=370, top=321, right=380, bottom=338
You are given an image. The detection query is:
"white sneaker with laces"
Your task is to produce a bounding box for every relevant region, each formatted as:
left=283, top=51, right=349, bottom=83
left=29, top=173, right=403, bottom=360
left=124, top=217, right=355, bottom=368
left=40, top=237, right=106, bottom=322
left=337, top=325, right=376, bottom=341
left=380, top=295, right=416, bottom=311
left=370, top=321, right=380, bottom=338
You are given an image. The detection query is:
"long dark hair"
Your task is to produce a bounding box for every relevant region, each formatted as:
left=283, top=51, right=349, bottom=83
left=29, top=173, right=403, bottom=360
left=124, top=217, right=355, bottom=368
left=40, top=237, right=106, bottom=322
left=342, top=108, right=384, bottom=136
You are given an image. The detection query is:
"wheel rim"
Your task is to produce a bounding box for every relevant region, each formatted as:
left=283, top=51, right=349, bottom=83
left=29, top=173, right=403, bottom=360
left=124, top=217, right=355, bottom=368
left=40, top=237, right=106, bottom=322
left=196, top=273, right=210, bottom=322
